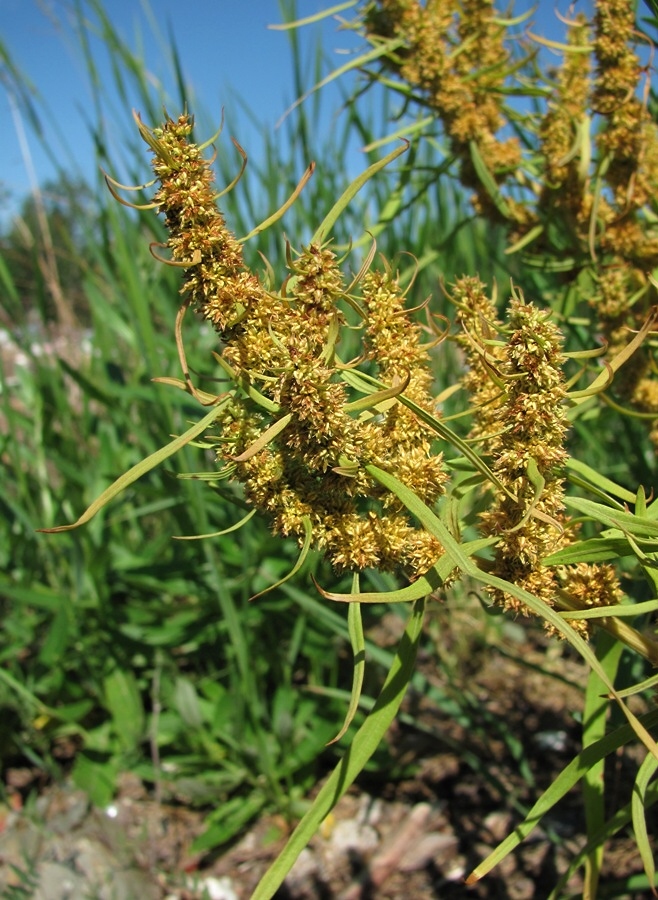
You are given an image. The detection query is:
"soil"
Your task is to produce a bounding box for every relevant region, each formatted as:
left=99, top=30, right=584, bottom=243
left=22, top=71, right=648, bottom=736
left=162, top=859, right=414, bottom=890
left=1, top=616, right=654, bottom=899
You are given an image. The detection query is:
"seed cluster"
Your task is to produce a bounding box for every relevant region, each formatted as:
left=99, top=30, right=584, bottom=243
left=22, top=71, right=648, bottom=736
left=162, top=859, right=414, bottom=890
left=362, top=0, right=658, bottom=447
left=143, top=114, right=447, bottom=576
left=537, top=15, right=592, bottom=237
left=363, top=0, right=524, bottom=224
left=455, top=278, right=620, bottom=634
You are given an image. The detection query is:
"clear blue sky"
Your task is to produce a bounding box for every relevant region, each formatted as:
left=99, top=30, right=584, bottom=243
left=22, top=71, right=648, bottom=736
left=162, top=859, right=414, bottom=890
left=0, top=0, right=355, bottom=218
left=0, top=0, right=597, bottom=222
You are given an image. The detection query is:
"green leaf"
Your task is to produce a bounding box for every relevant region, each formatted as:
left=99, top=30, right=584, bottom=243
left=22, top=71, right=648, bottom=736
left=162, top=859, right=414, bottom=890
left=582, top=632, right=622, bottom=896
left=231, top=413, right=292, bottom=462
left=174, top=677, right=204, bottom=730
left=363, top=467, right=658, bottom=763
left=547, top=778, right=658, bottom=899
left=566, top=459, right=638, bottom=505
left=311, top=139, right=409, bottom=245
left=39, top=402, right=227, bottom=533
left=38, top=603, right=70, bottom=666
left=250, top=516, right=313, bottom=600
left=467, top=709, right=658, bottom=886
left=318, top=537, right=496, bottom=603
left=0, top=578, right=69, bottom=611
left=468, top=140, right=512, bottom=219
left=279, top=35, right=406, bottom=144
left=543, top=537, right=636, bottom=565
left=192, top=792, right=266, bottom=852
left=565, top=497, right=658, bottom=539
left=319, top=570, right=437, bottom=604
left=633, top=753, right=658, bottom=888
left=344, top=374, right=409, bottom=414
left=71, top=751, right=117, bottom=808
left=104, top=669, right=145, bottom=753
left=269, top=0, right=357, bottom=29
left=559, top=599, right=658, bottom=619
left=327, top=582, right=365, bottom=746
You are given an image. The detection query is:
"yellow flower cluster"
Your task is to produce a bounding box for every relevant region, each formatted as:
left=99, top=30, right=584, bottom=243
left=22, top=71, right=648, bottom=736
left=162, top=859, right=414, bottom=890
left=141, top=114, right=447, bottom=577
left=589, top=0, right=658, bottom=439
left=148, top=117, right=264, bottom=333
left=452, top=276, right=506, bottom=444
left=537, top=16, right=592, bottom=238
left=476, top=296, right=570, bottom=613
left=125, top=108, right=634, bottom=645
left=363, top=0, right=658, bottom=446
left=556, top=562, right=623, bottom=640
left=363, top=0, right=524, bottom=223
left=456, top=280, right=621, bottom=633
left=593, top=0, right=658, bottom=234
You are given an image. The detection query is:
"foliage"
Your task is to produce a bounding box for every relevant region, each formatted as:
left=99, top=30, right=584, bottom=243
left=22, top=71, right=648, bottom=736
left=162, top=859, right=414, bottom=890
left=0, top=174, right=99, bottom=327
left=3, top=1, right=658, bottom=899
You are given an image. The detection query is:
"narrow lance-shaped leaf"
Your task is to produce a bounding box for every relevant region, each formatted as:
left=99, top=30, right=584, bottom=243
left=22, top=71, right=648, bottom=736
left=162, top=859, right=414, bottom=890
left=569, top=308, right=658, bottom=402
left=241, top=162, right=315, bottom=242
left=231, top=413, right=292, bottom=462
left=317, top=537, right=496, bottom=604
left=353, top=368, right=513, bottom=499
left=38, top=403, right=227, bottom=533
left=565, top=458, right=637, bottom=505
left=173, top=508, right=257, bottom=540
left=327, top=577, right=365, bottom=746
left=504, top=457, right=547, bottom=534
left=249, top=516, right=313, bottom=601
left=268, top=0, right=357, bottom=30
left=565, top=496, right=658, bottom=538
left=466, top=709, right=658, bottom=885
left=212, top=352, right=281, bottom=413
left=365, top=466, right=658, bottom=759
left=581, top=633, right=622, bottom=897
left=311, top=140, right=409, bottom=245
left=276, top=36, right=406, bottom=131
left=469, top=140, right=512, bottom=219
left=344, top=372, right=410, bottom=413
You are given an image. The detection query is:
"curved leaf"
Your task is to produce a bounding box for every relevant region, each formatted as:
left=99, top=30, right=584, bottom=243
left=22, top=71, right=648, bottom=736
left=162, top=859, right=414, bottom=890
left=311, top=140, right=409, bottom=245
left=632, top=747, right=658, bottom=887
left=249, top=515, right=313, bottom=601
left=327, top=583, right=365, bottom=746
left=38, top=403, right=227, bottom=533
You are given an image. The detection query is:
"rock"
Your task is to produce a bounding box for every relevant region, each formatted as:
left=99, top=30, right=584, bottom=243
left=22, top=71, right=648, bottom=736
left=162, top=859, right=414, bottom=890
left=32, top=861, right=86, bottom=900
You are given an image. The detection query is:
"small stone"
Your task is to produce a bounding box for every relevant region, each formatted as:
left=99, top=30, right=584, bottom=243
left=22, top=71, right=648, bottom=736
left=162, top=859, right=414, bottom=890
left=195, top=875, right=239, bottom=900
left=399, top=832, right=459, bottom=872
left=32, top=861, right=86, bottom=900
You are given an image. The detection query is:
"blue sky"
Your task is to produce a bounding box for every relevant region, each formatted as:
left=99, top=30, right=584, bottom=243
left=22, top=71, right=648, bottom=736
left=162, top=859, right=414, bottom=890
left=1, top=0, right=358, bottom=218
left=0, top=0, right=598, bottom=223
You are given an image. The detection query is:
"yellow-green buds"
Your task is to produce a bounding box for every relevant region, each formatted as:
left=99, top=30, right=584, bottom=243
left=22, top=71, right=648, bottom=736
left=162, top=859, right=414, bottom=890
left=140, top=113, right=447, bottom=578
